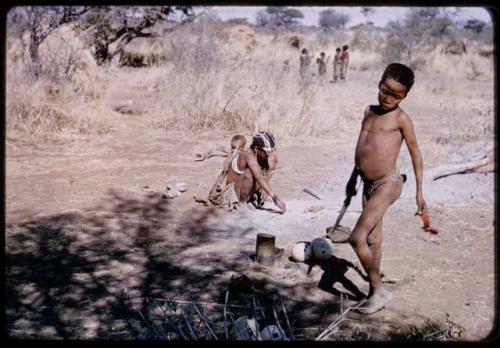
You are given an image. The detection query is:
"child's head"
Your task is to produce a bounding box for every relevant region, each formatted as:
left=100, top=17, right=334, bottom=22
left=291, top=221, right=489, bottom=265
left=320, top=52, right=325, bottom=57
left=342, top=45, right=349, bottom=51
left=231, top=134, right=246, bottom=150
left=336, top=48, right=341, bottom=53
left=301, top=48, right=308, bottom=54
left=378, top=63, right=415, bottom=111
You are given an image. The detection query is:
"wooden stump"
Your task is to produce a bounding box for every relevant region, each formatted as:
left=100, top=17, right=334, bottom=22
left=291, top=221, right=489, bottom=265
left=256, top=233, right=275, bottom=266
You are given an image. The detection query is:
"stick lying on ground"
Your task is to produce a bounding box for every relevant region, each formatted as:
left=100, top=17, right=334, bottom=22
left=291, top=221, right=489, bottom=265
left=195, top=146, right=229, bottom=161
left=431, top=146, right=494, bottom=181
left=315, top=297, right=366, bottom=341
left=303, top=188, right=323, bottom=200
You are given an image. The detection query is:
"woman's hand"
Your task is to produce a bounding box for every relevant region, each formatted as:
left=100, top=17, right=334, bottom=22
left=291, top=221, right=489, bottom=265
left=272, top=195, right=286, bottom=213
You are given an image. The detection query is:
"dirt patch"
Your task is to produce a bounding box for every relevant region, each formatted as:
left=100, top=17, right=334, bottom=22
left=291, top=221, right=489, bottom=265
left=5, top=69, right=495, bottom=340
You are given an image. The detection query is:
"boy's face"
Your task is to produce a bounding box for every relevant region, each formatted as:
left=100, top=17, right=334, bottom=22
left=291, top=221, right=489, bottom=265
left=378, top=78, right=408, bottom=111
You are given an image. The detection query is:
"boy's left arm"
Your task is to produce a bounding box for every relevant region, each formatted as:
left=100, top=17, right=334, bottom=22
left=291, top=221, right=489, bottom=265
left=399, top=113, right=427, bottom=215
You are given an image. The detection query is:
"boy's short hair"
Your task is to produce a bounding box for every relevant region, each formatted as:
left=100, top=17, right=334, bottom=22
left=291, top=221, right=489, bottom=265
left=320, top=52, right=325, bottom=56
left=342, top=45, right=349, bottom=50
left=336, top=48, right=341, bottom=52
left=379, top=63, right=415, bottom=94
left=301, top=48, right=308, bottom=54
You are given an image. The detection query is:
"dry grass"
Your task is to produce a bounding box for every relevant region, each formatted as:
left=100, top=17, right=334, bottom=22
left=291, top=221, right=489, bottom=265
left=6, top=24, right=113, bottom=143
left=6, top=19, right=494, bottom=145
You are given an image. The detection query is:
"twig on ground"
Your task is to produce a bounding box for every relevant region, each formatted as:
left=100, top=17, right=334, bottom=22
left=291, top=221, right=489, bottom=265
left=280, top=297, right=295, bottom=340
left=252, top=296, right=261, bottom=340
left=303, top=188, right=323, bottom=200
left=192, top=303, right=218, bottom=340
left=181, top=309, right=198, bottom=340
left=150, top=297, right=246, bottom=309
left=255, top=298, right=266, bottom=321
left=158, top=303, right=188, bottom=339
left=271, top=304, right=287, bottom=340
left=223, top=290, right=229, bottom=340
left=315, top=300, right=365, bottom=341
left=423, top=327, right=450, bottom=341
left=137, top=309, right=164, bottom=340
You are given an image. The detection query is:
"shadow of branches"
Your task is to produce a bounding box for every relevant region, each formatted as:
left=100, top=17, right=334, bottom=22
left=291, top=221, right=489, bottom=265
left=6, top=188, right=436, bottom=340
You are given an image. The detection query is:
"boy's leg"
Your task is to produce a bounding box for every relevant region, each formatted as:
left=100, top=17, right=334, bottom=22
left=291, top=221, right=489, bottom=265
left=348, top=179, right=402, bottom=313
left=360, top=194, right=384, bottom=298
left=367, top=218, right=383, bottom=297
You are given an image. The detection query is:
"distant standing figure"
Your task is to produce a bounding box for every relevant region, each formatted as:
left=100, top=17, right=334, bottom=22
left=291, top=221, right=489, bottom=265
left=317, top=52, right=328, bottom=77
left=341, top=45, right=350, bottom=80
left=332, top=47, right=343, bottom=82
left=299, top=48, right=312, bottom=79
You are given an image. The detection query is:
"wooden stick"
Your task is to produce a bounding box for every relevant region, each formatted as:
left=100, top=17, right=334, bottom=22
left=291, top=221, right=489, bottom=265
left=149, top=297, right=247, bottom=309
left=181, top=309, right=198, bottom=340
left=252, top=296, right=261, bottom=340
left=303, top=188, right=322, bottom=200
left=432, top=157, right=491, bottom=181
left=315, top=301, right=365, bottom=341
left=138, top=309, right=163, bottom=340
left=272, top=304, right=287, bottom=340
left=192, top=303, right=218, bottom=340
left=223, top=290, right=229, bottom=340
left=280, top=297, right=295, bottom=340
left=159, top=304, right=188, bottom=340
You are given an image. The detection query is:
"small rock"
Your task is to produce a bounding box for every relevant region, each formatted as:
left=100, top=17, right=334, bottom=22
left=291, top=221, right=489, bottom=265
left=166, top=188, right=181, bottom=199
left=176, top=182, right=188, bottom=192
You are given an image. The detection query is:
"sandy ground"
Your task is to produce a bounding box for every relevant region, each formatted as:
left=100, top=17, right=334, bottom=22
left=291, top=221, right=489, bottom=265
left=5, top=69, right=495, bottom=340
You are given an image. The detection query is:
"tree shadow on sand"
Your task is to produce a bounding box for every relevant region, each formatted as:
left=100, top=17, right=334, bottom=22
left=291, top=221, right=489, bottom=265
left=6, top=188, right=432, bottom=340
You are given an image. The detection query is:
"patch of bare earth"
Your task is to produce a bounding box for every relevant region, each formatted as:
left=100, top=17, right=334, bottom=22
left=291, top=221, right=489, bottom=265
left=6, top=70, right=495, bottom=340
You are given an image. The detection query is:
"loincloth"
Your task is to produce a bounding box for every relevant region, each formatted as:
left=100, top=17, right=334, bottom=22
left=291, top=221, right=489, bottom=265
left=360, top=168, right=406, bottom=197
left=194, top=172, right=239, bottom=211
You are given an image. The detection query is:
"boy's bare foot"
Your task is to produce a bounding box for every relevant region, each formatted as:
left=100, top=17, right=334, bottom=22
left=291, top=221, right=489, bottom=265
left=355, top=286, right=393, bottom=315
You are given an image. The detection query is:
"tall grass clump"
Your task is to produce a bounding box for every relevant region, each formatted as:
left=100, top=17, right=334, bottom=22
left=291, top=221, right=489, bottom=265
left=6, top=24, right=112, bottom=142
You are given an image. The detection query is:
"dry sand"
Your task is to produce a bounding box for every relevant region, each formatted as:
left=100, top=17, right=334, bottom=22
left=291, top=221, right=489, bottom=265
left=5, top=68, right=495, bottom=340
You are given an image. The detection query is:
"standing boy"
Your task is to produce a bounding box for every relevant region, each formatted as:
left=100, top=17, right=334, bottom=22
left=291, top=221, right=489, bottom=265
left=317, top=52, right=328, bottom=78
left=340, top=45, right=350, bottom=80
left=299, top=48, right=312, bottom=79
left=344, top=63, right=427, bottom=314
left=332, top=47, right=343, bottom=82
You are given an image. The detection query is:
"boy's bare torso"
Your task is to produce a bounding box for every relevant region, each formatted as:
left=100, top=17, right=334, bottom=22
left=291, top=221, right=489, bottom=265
left=355, top=106, right=404, bottom=181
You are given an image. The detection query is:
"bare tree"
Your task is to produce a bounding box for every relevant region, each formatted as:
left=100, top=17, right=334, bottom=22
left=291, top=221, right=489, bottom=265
left=9, top=6, right=89, bottom=76
left=464, top=19, right=486, bottom=34
left=7, top=6, right=199, bottom=74
left=382, top=7, right=456, bottom=64
left=360, top=7, right=375, bottom=23
left=318, top=9, right=350, bottom=29
left=256, top=7, right=304, bottom=29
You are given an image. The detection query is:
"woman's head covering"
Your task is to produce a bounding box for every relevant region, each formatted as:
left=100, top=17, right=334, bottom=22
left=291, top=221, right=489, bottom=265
left=251, top=132, right=276, bottom=155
